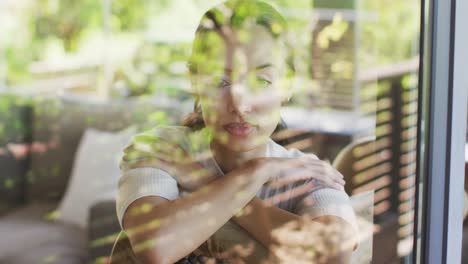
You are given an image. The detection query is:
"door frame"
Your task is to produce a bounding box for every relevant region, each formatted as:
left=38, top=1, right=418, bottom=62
left=414, top=0, right=468, bottom=263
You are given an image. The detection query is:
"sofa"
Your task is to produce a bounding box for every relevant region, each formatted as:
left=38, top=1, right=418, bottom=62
left=0, top=92, right=193, bottom=264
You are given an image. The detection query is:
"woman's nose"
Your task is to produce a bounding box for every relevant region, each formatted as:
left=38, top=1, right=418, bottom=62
left=228, top=83, right=252, bottom=115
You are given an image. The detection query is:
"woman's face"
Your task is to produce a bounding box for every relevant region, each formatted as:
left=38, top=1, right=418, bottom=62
left=192, top=23, right=288, bottom=152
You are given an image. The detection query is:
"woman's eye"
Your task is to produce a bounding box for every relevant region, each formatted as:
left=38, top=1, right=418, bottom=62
left=251, top=76, right=272, bottom=91
left=257, top=77, right=271, bottom=86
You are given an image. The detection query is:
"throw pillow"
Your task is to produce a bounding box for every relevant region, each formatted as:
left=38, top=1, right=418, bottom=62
left=56, top=126, right=137, bottom=229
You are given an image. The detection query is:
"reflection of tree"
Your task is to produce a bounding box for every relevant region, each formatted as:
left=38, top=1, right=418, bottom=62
left=3, top=0, right=420, bottom=96
left=33, top=0, right=99, bottom=52
left=113, top=42, right=192, bottom=97
left=361, top=0, right=420, bottom=66
left=4, top=0, right=173, bottom=83
left=31, top=0, right=170, bottom=51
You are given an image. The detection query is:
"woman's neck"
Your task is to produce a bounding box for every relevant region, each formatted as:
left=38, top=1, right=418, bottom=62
left=210, top=140, right=267, bottom=174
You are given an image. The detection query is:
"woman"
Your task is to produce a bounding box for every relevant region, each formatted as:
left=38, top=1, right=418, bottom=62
left=116, top=1, right=358, bottom=263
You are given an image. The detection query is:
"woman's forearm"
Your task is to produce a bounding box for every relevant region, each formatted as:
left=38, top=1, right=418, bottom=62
left=233, top=198, right=355, bottom=263
left=123, top=161, right=269, bottom=264
left=232, top=197, right=301, bottom=249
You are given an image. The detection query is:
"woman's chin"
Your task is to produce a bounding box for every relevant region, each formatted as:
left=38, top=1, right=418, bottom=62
left=217, top=133, right=268, bottom=153
left=227, top=141, right=257, bottom=152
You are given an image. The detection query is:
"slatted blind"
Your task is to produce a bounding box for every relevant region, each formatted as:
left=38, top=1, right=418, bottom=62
left=358, top=66, right=419, bottom=258
left=396, top=73, right=418, bottom=255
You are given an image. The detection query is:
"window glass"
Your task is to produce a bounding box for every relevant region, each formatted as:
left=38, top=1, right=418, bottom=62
left=0, top=0, right=422, bottom=263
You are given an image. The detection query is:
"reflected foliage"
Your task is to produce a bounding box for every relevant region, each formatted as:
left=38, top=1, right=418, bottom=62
left=0, top=0, right=420, bottom=263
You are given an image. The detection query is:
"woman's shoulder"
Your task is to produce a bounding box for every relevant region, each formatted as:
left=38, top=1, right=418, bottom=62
left=128, top=125, right=192, bottom=150
left=136, top=125, right=212, bottom=154
left=149, top=125, right=192, bottom=134
left=137, top=125, right=192, bottom=138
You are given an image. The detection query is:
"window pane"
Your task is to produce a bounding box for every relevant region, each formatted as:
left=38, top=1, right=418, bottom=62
left=0, top=0, right=423, bottom=263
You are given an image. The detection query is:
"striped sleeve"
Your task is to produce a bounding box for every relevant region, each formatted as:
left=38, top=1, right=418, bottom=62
left=293, top=187, right=360, bottom=250
left=115, top=167, right=179, bottom=229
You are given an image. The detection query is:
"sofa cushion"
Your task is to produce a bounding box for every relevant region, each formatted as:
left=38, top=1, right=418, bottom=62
left=0, top=202, right=87, bottom=264
left=57, top=126, right=136, bottom=229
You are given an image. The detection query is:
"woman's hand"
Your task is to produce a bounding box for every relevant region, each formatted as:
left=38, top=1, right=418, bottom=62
left=250, top=156, right=346, bottom=191
left=121, top=132, right=218, bottom=191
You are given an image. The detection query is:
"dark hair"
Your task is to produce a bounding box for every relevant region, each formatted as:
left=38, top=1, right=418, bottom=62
left=182, top=0, right=290, bottom=137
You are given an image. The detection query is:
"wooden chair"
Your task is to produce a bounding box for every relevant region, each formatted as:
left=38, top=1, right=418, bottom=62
left=333, top=136, right=400, bottom=264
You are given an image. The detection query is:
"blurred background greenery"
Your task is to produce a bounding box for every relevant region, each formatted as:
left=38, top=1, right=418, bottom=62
left=0, top=0, right=419, bottom=101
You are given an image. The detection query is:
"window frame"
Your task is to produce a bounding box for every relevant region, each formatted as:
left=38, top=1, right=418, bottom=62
left=414, top=0, right=468, bottom=263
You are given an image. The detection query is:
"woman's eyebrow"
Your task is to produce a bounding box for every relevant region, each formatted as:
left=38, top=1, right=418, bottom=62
left=255, top=63, right=273, bottom=70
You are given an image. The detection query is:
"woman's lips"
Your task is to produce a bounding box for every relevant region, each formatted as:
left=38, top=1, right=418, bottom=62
left=223, top=122, right=255, bottom=137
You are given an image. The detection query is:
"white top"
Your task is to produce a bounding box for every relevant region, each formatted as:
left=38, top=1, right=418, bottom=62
left=116, top=125, right=359, bottom=257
